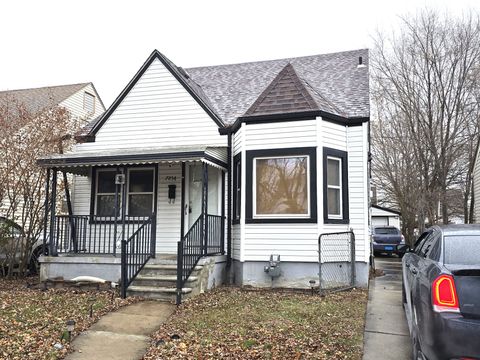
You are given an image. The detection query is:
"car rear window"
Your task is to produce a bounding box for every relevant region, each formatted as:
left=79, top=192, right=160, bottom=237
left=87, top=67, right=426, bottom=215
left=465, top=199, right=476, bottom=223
left=374, top=227, right=399, bottom=235
left=444, top=235, right=480, bottom=265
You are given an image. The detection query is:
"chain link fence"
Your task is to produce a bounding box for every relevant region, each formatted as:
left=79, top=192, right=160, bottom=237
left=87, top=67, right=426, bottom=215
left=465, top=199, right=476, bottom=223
left=318, top=231, right=355, bottom=294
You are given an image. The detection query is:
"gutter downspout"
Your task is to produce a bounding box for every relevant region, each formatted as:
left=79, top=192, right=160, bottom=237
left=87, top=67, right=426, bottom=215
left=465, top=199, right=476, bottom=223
left=227, top=132, right=232, bottom=268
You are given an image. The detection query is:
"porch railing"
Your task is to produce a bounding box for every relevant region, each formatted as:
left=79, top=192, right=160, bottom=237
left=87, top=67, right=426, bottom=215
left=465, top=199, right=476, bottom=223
left=176, top=213, right=224, bottom=304
left=121, top=215, right=156, bottom=298
left=50, top=215, right=151, bottom=255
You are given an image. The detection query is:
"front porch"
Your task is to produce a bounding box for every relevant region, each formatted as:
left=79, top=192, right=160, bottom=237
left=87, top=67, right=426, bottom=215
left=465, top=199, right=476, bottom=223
left=38, top=146, right=228, bottom=303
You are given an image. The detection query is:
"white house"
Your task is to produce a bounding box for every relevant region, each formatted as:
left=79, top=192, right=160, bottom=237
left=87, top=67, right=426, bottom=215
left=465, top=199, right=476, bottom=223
left=371, top=205, right=401, bottom=229
left=38, top=49, right=370, bottom=302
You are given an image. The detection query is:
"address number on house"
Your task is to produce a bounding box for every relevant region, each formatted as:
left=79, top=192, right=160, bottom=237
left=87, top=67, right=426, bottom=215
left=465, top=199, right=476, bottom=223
left=160, top=175, right=177, bottom=184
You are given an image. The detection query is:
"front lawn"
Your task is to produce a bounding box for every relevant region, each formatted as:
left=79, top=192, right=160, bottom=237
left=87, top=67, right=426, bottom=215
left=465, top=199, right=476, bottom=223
left=144, top=287, right=368, bottom=359
left=0, top=278, right=137, bottom=360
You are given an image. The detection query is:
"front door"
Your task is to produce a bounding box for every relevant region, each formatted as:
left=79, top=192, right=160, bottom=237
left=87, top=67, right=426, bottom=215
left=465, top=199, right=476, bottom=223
left=184, top=163, right=221, bottom=234
left=185, top=163, right=203, bottom=232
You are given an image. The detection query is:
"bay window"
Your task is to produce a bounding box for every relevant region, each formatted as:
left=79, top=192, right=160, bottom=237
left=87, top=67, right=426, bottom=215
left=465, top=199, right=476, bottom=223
left=245, top=147, right=317, bottom=223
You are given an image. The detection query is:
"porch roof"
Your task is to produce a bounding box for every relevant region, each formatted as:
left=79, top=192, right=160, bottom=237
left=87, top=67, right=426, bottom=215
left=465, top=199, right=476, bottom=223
left=37, top=145, right=227, bottom=174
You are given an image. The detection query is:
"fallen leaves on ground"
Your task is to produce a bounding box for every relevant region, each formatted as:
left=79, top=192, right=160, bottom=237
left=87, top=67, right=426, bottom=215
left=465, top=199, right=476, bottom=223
left=144, top=287, right=368, bottom=360
left=0, top=277, right=139, bottom=360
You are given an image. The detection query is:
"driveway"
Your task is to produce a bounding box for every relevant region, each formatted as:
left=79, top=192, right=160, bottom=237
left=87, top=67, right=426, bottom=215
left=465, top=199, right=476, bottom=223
left=363, top=256, right=412, bottom=360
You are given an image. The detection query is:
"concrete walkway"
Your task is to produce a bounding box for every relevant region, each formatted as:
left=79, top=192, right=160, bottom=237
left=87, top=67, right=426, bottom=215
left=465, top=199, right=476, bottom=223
left=66, top=301, right=175, bottom=360
left=363, top=257, right=412, bottom=360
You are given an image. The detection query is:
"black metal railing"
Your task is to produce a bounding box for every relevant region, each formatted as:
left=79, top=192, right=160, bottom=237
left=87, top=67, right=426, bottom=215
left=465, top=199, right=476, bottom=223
left=51, top=215, right=151, bottom=255
left=176, top=213, right=224, bottom=304
left=206, top=214, right=224, bottom=255
left=121, top=215, right=156, bottom=298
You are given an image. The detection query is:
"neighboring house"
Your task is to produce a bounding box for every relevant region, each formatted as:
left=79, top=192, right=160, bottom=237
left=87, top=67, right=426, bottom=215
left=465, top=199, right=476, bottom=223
left=0, top=83, right=105, bottom=125
left=37, top=49, right=370, bottom=301
left=371, top=204, right=401, bottom=229
left=0, top=83, right=105, bottom=221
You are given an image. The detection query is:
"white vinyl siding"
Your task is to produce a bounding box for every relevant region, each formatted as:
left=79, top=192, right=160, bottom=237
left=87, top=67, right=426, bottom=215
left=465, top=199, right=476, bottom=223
left=243, top=224, right=318, bottom=261
left=59, top=83, right=105, bottom=125
left=244, top=120, right=316, bottom=150
left=235, top=117, right=369, bottom=263
left=74, top=58, right=226, bottom=153
left=322, top=121, right=347, bottom=151
left=233, top=125, right=244, bottom=155
left=156, top=163, right=182, bottom=254
left=72, top=174, right=92, bottom=215
left=346, top=123, right=369, bottom=262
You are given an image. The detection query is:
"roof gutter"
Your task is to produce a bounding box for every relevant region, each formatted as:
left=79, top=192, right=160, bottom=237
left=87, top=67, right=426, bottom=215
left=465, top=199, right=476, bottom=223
left=220, top=110, right=369, bottom=135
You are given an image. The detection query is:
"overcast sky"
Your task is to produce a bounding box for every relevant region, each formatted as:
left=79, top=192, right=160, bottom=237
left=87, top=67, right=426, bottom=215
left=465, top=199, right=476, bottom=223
left=1, top=0, right=478, bottom=106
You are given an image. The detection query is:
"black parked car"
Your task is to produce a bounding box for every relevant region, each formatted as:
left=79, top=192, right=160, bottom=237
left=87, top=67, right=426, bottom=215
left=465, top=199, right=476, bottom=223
left=401, top=225, right=480, bottom=360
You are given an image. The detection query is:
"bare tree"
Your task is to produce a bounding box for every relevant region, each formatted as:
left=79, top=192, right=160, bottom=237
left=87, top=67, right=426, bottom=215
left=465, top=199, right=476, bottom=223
left=371, top=9, right=480, bottom=241
left=0, top=95, right=79, bottom=276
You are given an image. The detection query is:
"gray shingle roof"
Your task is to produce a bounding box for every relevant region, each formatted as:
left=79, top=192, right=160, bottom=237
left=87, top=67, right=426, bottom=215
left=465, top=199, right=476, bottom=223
left=0, top=83, right=90, bottom=114
left=186, top=49, right=370, bottom=124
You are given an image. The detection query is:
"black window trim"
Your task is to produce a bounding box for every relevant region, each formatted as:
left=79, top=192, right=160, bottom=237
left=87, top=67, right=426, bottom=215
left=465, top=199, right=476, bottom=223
left=90, top=165, right=158, bottom=223
left=245, top=147, right=317, bottom=224
left=233, top=153, right=241, bottom=224
left=323, top=147, right=349, bottom=224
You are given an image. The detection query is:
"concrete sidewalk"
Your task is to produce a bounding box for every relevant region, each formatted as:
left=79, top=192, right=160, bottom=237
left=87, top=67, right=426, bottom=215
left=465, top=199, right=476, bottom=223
left=363, top=257, right=412, bottom=360
left=66, top=301, right=175, bottom=360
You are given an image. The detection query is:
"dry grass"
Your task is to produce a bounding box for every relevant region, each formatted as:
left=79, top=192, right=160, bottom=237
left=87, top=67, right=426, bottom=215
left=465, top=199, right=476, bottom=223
left=0, top=278, right=139, bottom=360
left=144, top=286, right=368, bottom=359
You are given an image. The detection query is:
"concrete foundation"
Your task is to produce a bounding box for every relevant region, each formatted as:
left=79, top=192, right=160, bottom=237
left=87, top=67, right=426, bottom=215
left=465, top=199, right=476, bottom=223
left=231, top=260, right=369, bottom=289
left=194, top=255, right=227, bottom=294
left=39, top=255, right=122, bottom=283
left=40, top=254, right=368, bottom=291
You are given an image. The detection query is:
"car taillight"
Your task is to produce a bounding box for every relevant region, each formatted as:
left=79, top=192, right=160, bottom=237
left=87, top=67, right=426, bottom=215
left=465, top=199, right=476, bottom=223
left=432, top=274, right=460, bottom=313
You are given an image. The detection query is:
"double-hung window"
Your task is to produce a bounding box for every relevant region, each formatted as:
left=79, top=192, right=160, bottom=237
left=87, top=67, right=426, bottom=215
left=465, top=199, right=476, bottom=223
left=127, top=168, right=154, bottom=217
left=94, top=167, right=155, bottom=218
left=323, top=147, right=349, bottom=223
left=95, top=169, right=118, bottom=217
left=245, top=147, right=317, bottom=223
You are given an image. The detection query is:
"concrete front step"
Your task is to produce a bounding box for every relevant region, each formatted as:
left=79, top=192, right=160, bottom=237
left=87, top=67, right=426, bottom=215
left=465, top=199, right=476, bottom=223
left=141, top=264, right=203, bottom=276
left=147, top=255, right=177, bottom=265
left=132, top=275, right=198, bottom=287
left=127, top=285, right=192, bottom=301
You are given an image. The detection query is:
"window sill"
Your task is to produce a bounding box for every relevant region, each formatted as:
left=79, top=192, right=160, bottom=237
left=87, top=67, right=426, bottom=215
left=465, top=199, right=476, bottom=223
left=324, top=218, right=350, bottom=225
left=246, top=217, right=317, bottom=224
